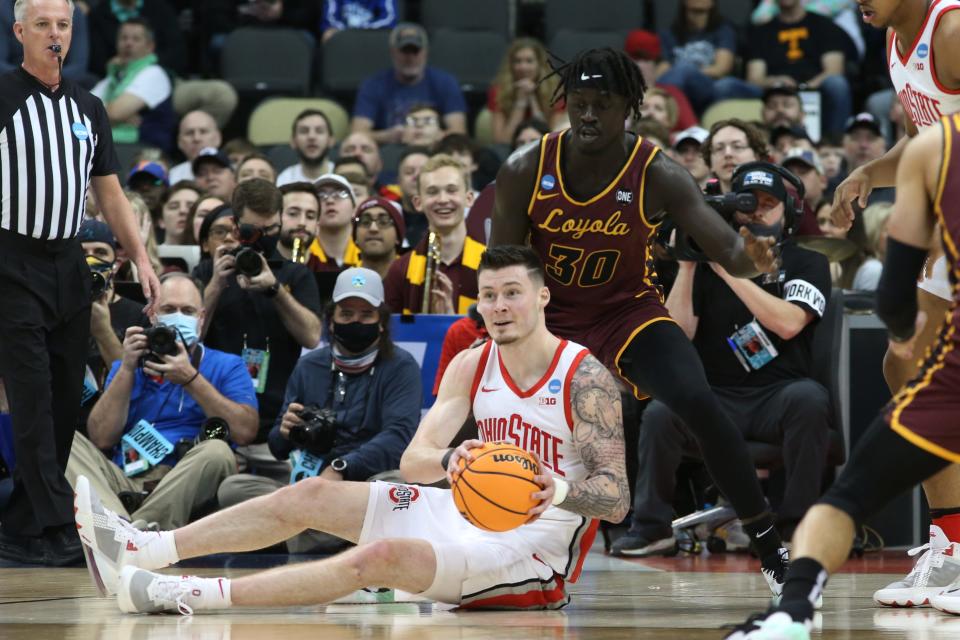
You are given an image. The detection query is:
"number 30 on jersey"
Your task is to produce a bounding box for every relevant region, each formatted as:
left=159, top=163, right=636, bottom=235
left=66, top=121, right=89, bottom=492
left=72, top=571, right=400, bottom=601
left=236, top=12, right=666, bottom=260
left=546, top=244, right=621, bottom=287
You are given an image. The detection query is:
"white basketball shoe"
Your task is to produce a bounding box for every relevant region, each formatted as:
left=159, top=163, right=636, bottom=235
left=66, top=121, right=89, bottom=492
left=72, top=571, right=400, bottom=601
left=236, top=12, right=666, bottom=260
left=873, top=525, right=960, bottom=607
left=118, top=566, right=229, bottom=615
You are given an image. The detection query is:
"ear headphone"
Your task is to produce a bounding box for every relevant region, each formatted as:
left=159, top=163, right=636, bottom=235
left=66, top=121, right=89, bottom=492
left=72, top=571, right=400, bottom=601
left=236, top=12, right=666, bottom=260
left=731, top=161, right=806, bottom=237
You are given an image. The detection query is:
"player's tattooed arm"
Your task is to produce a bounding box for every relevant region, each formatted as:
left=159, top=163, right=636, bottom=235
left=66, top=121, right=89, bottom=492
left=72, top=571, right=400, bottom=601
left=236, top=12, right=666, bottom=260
left=560, top=354, right=630, bottom=522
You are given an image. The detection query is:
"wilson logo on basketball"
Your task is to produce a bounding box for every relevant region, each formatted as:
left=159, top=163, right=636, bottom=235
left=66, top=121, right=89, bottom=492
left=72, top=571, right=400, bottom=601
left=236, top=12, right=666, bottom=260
left=388, top=485, right=420, bottom=511
left=491, top=454, right=540, bottom=474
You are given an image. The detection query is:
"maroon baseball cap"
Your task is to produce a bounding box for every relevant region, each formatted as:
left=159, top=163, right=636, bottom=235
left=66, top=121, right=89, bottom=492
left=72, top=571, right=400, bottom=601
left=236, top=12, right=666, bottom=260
left=624, top=30, right=661, bottom=61
left=353, top=196, right=406, bottom=247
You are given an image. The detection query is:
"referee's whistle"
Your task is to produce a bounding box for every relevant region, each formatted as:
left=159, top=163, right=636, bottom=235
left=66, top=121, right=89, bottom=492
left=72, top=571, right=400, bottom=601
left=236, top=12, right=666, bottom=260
left=48, top=44, right=62, bottom=54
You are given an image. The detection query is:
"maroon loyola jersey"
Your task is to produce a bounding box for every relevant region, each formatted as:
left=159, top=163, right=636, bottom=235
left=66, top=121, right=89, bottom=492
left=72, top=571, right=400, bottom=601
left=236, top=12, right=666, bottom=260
left=528, top=131, right=663, bottom=338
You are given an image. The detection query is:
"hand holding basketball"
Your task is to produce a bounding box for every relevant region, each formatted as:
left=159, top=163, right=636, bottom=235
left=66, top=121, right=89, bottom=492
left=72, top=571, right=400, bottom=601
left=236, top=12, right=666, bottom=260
left=451, top=442, right=542, bottom=532
left=445, top=439, right=485, bottom=485
left=527, top=452, right=555, bottom=524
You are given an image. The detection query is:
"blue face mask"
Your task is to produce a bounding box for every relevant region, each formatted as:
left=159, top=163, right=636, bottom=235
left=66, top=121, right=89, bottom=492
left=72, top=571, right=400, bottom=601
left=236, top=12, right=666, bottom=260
left=157, top=312, right=200, bottom=346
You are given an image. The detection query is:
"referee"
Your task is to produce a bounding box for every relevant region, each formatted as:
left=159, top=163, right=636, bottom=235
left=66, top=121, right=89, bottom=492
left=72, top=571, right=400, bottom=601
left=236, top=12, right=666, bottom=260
left=0, top=0, right=160, bottom=566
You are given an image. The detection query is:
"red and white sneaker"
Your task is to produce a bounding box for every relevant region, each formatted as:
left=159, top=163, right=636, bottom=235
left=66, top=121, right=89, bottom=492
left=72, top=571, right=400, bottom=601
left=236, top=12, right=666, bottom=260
left=118, top=566, right=229, bottom=615
left=873, top=525, right=960, bottom=607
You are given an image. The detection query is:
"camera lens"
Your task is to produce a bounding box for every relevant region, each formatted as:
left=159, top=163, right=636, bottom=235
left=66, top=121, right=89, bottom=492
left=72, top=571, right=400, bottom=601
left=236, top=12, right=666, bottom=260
left=235, top=248, right=263, bottom=277
left=89, top=271, right=106, bottom=300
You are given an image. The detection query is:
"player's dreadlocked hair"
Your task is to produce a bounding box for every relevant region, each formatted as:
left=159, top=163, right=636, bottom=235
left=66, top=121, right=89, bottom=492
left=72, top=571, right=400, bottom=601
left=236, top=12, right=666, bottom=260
left=545, top=48, right=647, bottom=121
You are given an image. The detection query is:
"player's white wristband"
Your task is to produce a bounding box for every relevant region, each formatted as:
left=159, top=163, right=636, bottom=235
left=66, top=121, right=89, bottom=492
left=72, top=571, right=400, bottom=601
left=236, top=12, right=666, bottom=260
left=553, top=478, right=570, bottom=506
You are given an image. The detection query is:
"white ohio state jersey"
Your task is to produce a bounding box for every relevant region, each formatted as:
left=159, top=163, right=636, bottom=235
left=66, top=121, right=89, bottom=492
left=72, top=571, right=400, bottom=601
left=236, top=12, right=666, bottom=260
left=470, top=339, right=590, bottom=482
left=888, top=0, right=960, bottom=129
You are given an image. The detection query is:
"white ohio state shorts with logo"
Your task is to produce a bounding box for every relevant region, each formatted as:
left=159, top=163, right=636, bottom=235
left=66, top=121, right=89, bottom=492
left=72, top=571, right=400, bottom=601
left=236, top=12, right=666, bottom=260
left=358, top=481, right=597, bottom=610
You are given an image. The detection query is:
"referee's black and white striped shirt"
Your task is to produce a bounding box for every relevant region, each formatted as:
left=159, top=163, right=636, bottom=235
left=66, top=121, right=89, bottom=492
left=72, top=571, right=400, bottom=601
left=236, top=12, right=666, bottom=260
left=0, top=67, right=119, bottom=240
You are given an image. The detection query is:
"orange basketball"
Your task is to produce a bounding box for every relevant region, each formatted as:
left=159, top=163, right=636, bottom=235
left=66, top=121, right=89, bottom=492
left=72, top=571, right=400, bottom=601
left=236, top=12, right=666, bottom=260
left=451, top=442, right=542, bottom=532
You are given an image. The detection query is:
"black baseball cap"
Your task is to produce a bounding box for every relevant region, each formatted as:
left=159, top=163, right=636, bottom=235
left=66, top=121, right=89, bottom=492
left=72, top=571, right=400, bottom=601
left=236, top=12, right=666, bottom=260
left=732, top=165, right=787, bottom=203
left=770, top=124, right=811, bottom=146
left=389, top=23, right=428, bottom=51
left=762, top=84, right=800, bottom=103
left=845, top=112, right=882, bottom=136
left=192, top=147, right=232, bottom=174
left=78, top=219, right=116, bottom=248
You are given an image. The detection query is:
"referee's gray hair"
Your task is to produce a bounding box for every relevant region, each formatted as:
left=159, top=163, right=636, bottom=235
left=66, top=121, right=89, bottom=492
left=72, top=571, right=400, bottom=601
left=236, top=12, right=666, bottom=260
left=14, top=0, right=75, bottom=23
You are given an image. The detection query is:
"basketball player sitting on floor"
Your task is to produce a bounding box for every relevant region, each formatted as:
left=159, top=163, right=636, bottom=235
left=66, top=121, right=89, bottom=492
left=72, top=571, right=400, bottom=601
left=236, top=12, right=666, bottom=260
left=74, top=245, right=631, bottom=614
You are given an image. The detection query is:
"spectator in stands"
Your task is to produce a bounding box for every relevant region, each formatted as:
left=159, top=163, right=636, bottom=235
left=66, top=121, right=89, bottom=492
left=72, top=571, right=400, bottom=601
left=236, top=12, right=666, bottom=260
left=384, top=154, right=483, bottom=315
left=852, top=202, right=892, bottom=291
left=714, top=0, right=852, bottom=138
left=673, top=126, right=710, bottom=189
left=624, top=29, right=698, bottom=132
left=126, top=160, right=168, bottom=230
left=88, top=0, right=186, bottom=76
left=169, top=111, right=221, bottom=184
left=67, top=273, right=257, bottom=530
left=186, top=196, right=226, bottom=247
left=340, top=170, right=371, bottom=201
left=305, top=174, right=362, bottom=273
left=353, top=196, right=404, bottom=279
left=333, top=155, right=369, bottom=182
left=612, top=162, right=832, bottom=555
left=769, top=124, right=813, bottom=161
left=351, top=22, right=467, bottom=144
left=841, top=112, right=887, bottom=173
left=488, top=37, right=562, bottom=145
left=235, top=0, right=319, bottom=35
left=782, top=147, right=828, bottom=235
left=814, top=198, right=846, bottom=239
left=236, top=153, right=277, bottom=184
left=277, top=182, right=320, bottom=264
left=655, top=0, right=737, bottom=115
left=320, top=0, right=399, bottom=43
left=433, top=133, right=481, bottom=192
left=401, top=103, right=444, bottom=148
left=222, top=138, right=258, bottom=169
left=91, top=17, right=175, bottom=152
left=396, top=146, right=429, bottom=248
left=78, top=220, right=149, bottom=400
left=159, top=181, right=201, bottom=246
left=217, top=267, right=421, bottom=553
left=193, top=147, right=237, bottom=202
left=762, top=85, right=806, bottom=129
left=276, top=109, right=335, bottom=186
left=638, top=88, right=680, bottom=134
left=701, top=118, right=770, bottom=193
left=339, top=131, right=384, bottom=188
left=432, top=304, right=487, bottom=396
left=633, top=117, right=671, bottom=151
left=817, top=139, right=845, bottom=180
left=195, top=179, right=323, bottom=458
left=0, top=0, right=89, bottom=81
left=511, top=117, right=550, bottom=150
left=196, top=204, right=236, bottom=259
left=115, top=191, right=163, bottom=282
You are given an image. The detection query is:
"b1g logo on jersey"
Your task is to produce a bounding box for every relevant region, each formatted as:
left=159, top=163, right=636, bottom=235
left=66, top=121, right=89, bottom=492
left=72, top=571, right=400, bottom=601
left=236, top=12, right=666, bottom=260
left=541, top=174, right=556, bottom=191
left=388, top=485, right=420, bottom=511
left=615, top=189, right=633, bottom=204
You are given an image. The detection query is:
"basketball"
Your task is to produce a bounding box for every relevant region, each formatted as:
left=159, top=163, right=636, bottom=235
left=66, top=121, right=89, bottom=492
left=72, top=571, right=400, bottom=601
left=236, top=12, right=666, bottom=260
left=451, top=442, right=543, bottom=532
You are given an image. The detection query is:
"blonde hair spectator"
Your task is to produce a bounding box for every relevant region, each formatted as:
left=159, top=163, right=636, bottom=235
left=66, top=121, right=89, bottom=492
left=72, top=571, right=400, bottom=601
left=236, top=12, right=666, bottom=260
left=489, top=38, right=562, bottom=144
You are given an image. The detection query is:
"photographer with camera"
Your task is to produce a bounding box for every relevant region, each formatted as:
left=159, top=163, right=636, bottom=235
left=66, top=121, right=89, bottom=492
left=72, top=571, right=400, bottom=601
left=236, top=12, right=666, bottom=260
left=217, top=267, right=421, bottom=552
left=195, top=178, right=322, bottom=485
left=78, top=220, right=149, bottom=427
left=613, top=162, right=832, bottom=556
left=66, top=274, right=258, bottom=530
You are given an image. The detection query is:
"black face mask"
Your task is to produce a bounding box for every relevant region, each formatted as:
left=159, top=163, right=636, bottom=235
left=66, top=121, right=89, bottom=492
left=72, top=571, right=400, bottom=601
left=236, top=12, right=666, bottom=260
left=743, top=219, right=783, bottom=240
left=333, top=321, right=380, bottom=353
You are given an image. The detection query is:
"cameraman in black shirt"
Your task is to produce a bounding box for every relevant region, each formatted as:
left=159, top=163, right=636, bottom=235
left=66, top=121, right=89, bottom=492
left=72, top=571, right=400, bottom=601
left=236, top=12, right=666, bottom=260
left=613, top=162, right=833, bottom=557
left=193, top=178, right=322, bottom=484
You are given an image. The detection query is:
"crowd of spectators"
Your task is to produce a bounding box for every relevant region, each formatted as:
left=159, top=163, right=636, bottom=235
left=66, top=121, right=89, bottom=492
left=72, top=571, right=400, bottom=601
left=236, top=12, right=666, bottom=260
left=0, top=0, right=907, bottom=561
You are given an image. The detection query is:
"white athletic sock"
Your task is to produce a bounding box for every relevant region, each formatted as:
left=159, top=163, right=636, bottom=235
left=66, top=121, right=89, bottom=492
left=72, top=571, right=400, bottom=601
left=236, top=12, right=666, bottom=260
left=194, top=576, right=232, bottom=610
left=133, top=530, right=180, bottom=569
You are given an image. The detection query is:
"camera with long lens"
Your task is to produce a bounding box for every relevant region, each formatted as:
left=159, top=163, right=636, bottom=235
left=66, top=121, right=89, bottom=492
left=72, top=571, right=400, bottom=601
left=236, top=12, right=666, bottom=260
left=85, top=255, right=114, bottom=301
left=140, top=325, right=179, bottom=367
left=657, top=179, right=759, bottom=262
left=228, top=223, right=265, bottom=277
left=174, top=417, right=231, bottom=460
left=288, top=404, right=338, bottom=455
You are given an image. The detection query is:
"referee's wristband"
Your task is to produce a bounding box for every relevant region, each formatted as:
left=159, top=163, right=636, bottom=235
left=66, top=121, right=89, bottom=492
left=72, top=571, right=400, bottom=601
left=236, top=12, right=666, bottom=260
left=553, top=478, right=570, bottom=506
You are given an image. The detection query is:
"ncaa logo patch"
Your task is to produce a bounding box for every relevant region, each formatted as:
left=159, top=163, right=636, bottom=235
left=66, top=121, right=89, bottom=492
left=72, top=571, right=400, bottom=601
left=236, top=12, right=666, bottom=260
left=548, top=379, right=561, bottom=394
left=388, top=485, right=420, bottom=511
left=540, top=174, right=556, bottom=190
left=743, top=171, right=773, bottom=187
left=71, top=122, right=89, bottom=141
left=917, top=43, right=929, bottom=59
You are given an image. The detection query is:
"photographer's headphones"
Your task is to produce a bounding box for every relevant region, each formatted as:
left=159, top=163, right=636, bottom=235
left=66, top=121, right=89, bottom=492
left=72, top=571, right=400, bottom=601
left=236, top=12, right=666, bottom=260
left=730, top=161, right=806, bottom=237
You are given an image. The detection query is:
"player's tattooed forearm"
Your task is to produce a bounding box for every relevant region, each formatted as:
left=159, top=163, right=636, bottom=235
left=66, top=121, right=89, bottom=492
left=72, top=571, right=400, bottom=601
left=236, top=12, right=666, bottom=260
left=561, top=472, right=625, bottom=518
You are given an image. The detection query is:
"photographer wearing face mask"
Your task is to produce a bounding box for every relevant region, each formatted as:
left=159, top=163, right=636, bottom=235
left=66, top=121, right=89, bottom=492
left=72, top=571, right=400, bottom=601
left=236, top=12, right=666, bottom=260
left=193, top=178, right=323, bottom=486
left=216, top=267, right=422, bottom=553
left=78, top=220, right=150, bottom=429
left=64, top=274, right=259, bottom=531
left=613, top=162, right=834, bottom=557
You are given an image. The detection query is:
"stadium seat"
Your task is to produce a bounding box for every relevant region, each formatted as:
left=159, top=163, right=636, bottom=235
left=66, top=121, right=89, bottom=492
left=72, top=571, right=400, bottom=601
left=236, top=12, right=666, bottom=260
left=220, top=28, right=314, bottom=95
left=322, top=29, right=392, bottom=94
left=653, top=0, right=755, bottom=32
left=420, top=0, right=512, bottom=38
left=430, top=30, right=508, bottom=92
left=547, top=29, right=628, bottom=64
left=544, top=0, right=642, bottom=44
left=265, top=145, right=299, bottom=172
left=474, top=108, right=494, bottom=146
left=247, top=98, right=350, bottom=146
left=114, top=142, right=147, bottom=174
left=701, top=98, right=763, bottom=129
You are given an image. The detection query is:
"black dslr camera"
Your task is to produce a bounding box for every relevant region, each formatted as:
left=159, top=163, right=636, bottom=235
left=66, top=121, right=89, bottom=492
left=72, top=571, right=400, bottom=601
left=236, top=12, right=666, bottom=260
left=289, top=404, right=338, bottom=455
left=661, top=179, right=760, bottom=262
left=141, top=325, right=179, bottom=367
left=228, top=223, right=266, bottom=277
left=85, top=256, right=114, bottom=301
left=174, top=417, right=231, bottom=461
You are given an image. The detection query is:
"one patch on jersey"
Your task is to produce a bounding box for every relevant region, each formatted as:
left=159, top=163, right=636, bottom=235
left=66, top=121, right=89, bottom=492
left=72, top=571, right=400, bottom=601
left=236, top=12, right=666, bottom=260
left=743, top=170, right=774, bottom=187
left=917, top=43, right=929, bottom=59
left=71, top=122, right=89, bottom=141
left=541, top=174, right=556, bottom=191
left=783, top=279, right=826, bottom=317
left=616, top=189, right=634, bottom=204
left=548, top=379, right=562, bottom=394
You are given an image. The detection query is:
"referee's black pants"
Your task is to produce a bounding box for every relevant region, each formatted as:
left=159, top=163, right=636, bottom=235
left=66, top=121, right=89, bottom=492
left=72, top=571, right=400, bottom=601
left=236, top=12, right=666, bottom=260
left=0, top=230, right=91, bottom=537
